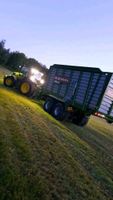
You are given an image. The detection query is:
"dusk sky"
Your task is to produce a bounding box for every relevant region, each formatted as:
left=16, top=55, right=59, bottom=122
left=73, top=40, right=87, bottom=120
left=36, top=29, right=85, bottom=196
left=0, top=0, right=113, bottom=71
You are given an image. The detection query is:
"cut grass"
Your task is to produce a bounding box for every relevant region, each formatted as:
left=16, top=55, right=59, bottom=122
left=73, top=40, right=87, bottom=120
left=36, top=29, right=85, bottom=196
left=0, top=67, right=113, bottom=200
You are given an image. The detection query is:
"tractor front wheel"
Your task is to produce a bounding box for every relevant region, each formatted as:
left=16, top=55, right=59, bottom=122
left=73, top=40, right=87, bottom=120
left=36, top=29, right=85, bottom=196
left=3, top=76, right=15, bottom=87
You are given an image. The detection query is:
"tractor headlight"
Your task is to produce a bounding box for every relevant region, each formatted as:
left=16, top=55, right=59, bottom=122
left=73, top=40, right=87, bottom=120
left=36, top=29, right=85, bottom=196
left=29, top=75, right=36, bottom=83
left=40, top=79, right=45, bottom=84
left=30, top=68, right=44, bottom=84
left=31, top=68, right=39, bottom=75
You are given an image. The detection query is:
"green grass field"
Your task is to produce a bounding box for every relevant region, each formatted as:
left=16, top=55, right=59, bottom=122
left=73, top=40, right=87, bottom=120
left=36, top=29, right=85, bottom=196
left=0, top=67, right=113, bottom=200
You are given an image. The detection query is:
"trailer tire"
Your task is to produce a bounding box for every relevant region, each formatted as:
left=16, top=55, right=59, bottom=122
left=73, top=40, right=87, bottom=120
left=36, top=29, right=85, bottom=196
left=3, top=76, right=15, bottom=87
left=43, top=98, right=54, bottom=113
left=52, top=103, right=65, bottom=120
left=73, top=115, right=89, bottom=127
left=79, top=116, right=89, bottom=126
left=106, top=119, right=113, bottom=124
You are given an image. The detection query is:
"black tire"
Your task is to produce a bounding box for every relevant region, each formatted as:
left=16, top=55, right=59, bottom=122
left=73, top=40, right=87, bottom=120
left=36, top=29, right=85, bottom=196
left=79, top=116, right=89, bottom=126
left=3, top=76, right=15, bottom=87
left=52, top=103, right=65, bottom=120
left=43, top=98, right=54, bottom=113
left=106, top=120, right=113, bottom=124
left=72, top=115, right=89, bottom=127
left=18, top=79, right=35, bottom=97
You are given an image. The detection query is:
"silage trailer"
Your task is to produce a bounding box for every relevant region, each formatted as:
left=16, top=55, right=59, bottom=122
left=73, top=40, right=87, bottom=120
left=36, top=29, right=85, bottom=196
left=43, top=64, right=113, bottom=126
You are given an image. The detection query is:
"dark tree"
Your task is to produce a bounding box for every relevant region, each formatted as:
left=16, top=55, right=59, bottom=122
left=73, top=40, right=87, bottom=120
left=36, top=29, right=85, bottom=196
left=0, top=40, right=10, bottom=65
left=26, top=58, right=42, bottom=70
left=0, top=39, right=48, bottom=74
left=7, top=51, right=27, bottom=70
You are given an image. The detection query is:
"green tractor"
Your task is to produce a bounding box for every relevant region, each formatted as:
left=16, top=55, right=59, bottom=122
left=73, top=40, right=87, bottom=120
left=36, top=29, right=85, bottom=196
left=3, top=67, right=45, bottom=97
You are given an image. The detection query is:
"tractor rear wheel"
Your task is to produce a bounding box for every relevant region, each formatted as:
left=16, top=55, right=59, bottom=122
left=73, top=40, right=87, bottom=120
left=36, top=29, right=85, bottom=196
left=18, top=79, right=34, bottom=97
left=3, top=76, right=15, bottom=87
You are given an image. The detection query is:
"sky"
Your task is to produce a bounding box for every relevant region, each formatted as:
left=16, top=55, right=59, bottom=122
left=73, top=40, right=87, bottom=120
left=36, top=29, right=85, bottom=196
left=0, top=0, right=113, bottom=71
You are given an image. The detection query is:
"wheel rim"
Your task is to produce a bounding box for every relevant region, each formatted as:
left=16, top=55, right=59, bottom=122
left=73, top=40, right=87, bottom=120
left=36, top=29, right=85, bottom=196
left=54, top=107, right=61, bottom=116
left=45, top=102, right=50, bottom=110
left=5, top=78, right=13, bottom=86
left=45, top=100, right=52, bottom=112
left=20, top=82, right=30, bottom=94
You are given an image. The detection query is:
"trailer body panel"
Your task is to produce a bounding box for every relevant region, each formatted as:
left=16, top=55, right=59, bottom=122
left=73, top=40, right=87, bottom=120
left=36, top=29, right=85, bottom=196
left=45, top=64, right=112, bottom=115
left=99, top=74, right=113, bottom=118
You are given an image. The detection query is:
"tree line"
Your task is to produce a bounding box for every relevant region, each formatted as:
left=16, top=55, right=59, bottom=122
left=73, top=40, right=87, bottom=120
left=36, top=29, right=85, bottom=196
left=0, top=40, right=48, bottom=74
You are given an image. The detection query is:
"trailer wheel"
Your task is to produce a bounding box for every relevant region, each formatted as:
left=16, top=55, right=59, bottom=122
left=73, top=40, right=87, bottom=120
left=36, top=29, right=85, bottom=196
left=106, top=119, right=113, bottom=124
left=73, top=115, right=89, bottom=127
left=3, top=76, right=15, bottom=87
left=18, top=79, right=34, bottom=96
left=43, top=98, right=53, bottom=113
left=79, top=116, right=89, bottom=126
left=52, top=103, right=65, bottom=120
